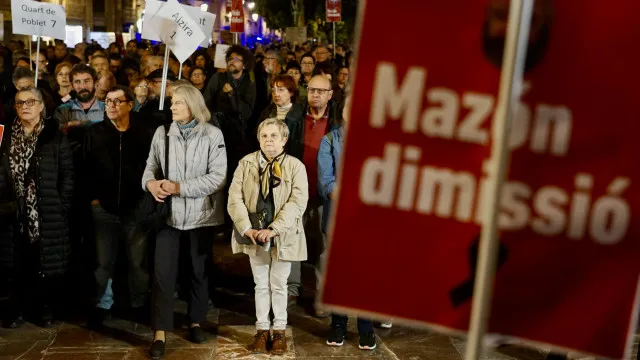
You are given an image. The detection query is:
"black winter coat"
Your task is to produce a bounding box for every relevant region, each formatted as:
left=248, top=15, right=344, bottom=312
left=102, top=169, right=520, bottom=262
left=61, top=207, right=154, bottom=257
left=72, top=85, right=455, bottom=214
left=82, top=114, right=154, bottom=215
left=0, top=118, right=74, bottom=276
left=285, top=100, right=340, bottom=161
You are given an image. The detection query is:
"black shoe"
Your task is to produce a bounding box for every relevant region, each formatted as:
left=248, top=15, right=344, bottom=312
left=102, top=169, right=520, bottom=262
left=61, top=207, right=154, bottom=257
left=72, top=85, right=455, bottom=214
left=88, top=308, right=109, bottom=329
left=188, top=326, right=207, bottom=344
left=358, top=332, right=376, bottom=350
left=2, top=316, right=24, bottom=329
left=326, top=326, right=346, bottom=346
left=149, top=340, right=165, bottom=359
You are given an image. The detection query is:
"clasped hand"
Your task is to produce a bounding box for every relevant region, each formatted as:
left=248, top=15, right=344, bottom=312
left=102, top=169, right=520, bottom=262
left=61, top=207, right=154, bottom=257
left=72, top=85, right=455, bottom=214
left=244, top=229, right=276, bottom=245
left=147, top=180, right=180, bottom=202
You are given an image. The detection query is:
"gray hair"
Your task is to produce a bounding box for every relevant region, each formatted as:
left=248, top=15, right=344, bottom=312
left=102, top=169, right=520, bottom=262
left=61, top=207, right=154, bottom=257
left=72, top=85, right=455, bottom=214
left=257, top=118, right=289, bottom=140
left=16, top=86, right=46, bottom=119
left=171, top=84, right=211, bottom=123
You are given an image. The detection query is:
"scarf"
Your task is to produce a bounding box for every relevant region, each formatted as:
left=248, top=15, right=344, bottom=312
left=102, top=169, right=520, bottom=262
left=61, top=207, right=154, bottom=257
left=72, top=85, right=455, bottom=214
left=9, top=117, right=45, bottom=243
left=260, top=151, right=285, bottom=200
left=177, top=118, right=198, bottom=138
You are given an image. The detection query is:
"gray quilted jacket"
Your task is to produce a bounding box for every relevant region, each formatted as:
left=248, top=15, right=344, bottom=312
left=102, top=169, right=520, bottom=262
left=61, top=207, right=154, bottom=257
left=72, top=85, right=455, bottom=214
left=141, top=121, right=227, bottom=230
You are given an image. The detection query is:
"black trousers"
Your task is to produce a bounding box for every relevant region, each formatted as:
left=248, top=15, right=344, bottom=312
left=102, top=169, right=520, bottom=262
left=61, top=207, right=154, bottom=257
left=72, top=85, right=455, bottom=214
left=152, top=226, right=212, bottom=331
left=7, top=240, right=65, bottom=322
left=331, top=314, right=374, bottom=334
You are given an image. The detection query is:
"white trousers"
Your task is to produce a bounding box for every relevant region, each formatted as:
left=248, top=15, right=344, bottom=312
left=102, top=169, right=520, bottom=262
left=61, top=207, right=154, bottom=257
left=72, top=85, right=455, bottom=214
left=249, top=248, right=292, bottom=331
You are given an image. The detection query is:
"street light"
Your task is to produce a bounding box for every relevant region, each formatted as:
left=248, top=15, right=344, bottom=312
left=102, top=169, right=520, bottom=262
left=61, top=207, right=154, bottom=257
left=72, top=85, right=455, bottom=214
left=251, top=13, right=259, bottom=21
left=247, top=2, right=255, bottom=9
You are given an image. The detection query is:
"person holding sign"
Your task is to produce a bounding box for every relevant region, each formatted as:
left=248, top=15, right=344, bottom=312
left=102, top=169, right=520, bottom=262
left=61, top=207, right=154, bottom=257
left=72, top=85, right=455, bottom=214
left=0, top=86, right=74, bottom=328
left=142, top=84, right=227, bottom=359
left=227, top=118, right=308, bottom=355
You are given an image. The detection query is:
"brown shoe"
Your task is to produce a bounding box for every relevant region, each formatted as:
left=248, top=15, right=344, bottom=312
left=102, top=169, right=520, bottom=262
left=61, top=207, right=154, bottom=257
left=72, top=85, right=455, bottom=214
left=247, top=330, right=270, bottom=353
left=271, top=330, right=287, bottom=355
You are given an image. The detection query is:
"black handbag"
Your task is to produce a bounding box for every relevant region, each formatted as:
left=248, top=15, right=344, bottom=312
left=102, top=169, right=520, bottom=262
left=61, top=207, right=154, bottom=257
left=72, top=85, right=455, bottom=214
left=136, top=124, right=172, bottom=231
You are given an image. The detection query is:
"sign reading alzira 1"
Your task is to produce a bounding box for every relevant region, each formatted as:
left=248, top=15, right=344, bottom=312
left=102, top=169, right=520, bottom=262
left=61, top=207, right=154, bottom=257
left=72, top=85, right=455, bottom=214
left=321, top=0, right=640, bottom=358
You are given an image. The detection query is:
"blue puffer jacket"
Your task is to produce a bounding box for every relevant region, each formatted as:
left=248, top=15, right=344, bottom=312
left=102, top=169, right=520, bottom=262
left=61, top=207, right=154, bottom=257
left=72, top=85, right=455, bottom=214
left=317, top=126, right=344, bottom=233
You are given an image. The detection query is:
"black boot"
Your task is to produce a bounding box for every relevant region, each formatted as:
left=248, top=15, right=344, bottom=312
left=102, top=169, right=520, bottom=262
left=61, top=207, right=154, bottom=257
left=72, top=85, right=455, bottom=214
left=149, top=340, right=165, bottom=359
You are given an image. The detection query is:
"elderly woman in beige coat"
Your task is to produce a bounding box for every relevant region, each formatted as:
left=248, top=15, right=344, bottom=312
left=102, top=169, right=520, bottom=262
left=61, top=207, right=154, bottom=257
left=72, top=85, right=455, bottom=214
left=228, top=118, right=308, bottom=355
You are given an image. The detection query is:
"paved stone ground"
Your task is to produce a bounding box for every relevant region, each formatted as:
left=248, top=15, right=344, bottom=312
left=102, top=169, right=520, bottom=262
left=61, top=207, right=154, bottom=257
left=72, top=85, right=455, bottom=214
left=0, top=240, right=638, bottom=360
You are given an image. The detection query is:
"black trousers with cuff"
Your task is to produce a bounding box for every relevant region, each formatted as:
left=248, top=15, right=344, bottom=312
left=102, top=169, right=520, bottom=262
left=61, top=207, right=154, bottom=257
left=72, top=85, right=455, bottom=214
left=152, top=225, right=213, bottom=331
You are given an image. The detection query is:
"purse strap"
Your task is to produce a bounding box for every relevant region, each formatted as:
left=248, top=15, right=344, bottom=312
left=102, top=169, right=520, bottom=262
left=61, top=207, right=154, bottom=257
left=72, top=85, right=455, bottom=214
left=162, top=123, right=170, bottom=180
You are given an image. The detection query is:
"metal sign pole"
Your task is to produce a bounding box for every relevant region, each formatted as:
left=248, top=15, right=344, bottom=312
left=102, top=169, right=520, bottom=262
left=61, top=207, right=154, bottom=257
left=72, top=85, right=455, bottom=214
left=463, top=1, right=533, bottom=360
left=158, top=45, right=170, bottom=110
left=34, top=35, right=41, bottom=87
left=332, top=22, right=336, bottom=58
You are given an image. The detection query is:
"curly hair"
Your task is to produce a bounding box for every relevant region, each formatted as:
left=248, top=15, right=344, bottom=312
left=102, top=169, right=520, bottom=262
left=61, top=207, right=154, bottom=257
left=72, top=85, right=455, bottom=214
left=226, top=45, right=255, bottom=72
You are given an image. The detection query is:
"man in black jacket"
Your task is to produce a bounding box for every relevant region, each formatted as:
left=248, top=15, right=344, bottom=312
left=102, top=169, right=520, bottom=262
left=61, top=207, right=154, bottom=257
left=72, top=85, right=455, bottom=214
left=84, top=85, right=154, bottom=327
left=138, top=69, right=174, bottom=132
left=203, top=45, right=256, bottom=182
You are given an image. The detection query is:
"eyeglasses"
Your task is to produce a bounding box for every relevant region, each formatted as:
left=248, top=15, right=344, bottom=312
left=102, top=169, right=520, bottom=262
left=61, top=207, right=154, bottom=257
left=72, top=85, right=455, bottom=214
left=15, top=99, right=42, bottom=108
left=227, top=57, right=243, bottom=63
left=105, top=98, right=128, bottom=106
left=301, top=61, right=314, bottom=65
left=307, top=87, right=332, bottom=95
left=136, top=84, right=148, bottom=89
left=265, top=57, right=277, bottom=61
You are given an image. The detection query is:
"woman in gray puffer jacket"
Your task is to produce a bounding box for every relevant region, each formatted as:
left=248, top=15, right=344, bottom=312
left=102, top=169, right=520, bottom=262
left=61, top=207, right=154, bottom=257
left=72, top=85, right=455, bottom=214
left=141, top=84, right=227, bottom=358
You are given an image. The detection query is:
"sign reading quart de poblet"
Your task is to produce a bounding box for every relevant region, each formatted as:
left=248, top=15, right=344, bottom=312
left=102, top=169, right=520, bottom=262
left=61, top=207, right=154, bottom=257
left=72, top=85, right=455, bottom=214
left=11, top=0, right=66, bottom=40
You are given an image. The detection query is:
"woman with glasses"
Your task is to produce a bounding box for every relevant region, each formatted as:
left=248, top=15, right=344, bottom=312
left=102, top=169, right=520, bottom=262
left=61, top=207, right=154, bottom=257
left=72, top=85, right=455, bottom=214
left=142, top=84, right=227, bottom=359
left=228, top=118, right=308, bottom=355
left=52, top=61, right=73, bottom=107
left=0, top=86, right=74, bottom=329
left=299, top=53, right=316, bottom=85
left=129, top=76, right=149, bottom=112
left=189, top=67, right=207, bottom=94
left=259, top=75, right=305, bottom=127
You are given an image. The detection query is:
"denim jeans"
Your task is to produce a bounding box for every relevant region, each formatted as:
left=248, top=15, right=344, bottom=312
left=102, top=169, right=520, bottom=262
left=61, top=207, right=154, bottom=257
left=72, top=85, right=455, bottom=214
left=92, top=203, right=149, bottom=309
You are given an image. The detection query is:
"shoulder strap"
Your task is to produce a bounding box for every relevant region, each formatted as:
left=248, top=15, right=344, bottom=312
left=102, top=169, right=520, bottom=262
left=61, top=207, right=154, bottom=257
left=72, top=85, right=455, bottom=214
left=163, top=124, right=170, bottom=180
left=326, top=132, right=333, bottom=146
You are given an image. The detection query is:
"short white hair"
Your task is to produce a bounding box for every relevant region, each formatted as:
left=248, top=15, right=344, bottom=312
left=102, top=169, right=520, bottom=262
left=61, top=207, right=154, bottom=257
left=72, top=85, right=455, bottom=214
left=257, top=118, right=289, bottom=140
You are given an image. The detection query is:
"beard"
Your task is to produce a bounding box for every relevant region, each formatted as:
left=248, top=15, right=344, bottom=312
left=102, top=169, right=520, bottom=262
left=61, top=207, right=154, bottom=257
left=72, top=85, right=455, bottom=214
left=482, top=21, right=551, bottom=74
left=77, top=89, right=96, bottom=102
left=228, top=65, right=241, bottom=75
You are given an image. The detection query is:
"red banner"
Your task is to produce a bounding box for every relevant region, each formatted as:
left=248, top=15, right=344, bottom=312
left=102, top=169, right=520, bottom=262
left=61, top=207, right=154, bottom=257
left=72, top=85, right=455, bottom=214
left=225, top=0, right=232, bottom=13
left=326, top=0, right=341, bottom=22
left=230, top=0, right=244, bottom=33
left=321, top=1, right=640, bottom=358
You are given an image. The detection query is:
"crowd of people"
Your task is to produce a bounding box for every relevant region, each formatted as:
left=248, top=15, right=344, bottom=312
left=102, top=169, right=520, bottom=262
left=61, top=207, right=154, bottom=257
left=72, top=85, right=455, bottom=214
left=0, top=38, right=385, bottom=359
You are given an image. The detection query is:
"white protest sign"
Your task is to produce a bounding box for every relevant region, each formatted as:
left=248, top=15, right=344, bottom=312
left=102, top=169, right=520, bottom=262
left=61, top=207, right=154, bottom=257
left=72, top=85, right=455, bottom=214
left=143, top=0, right=215, bottom=48
left=182, top=5, right=215, bottom=47
left=11, top=0, right=66, bottom=40
left=89, top=32, right=116, bottom=50
left=145, top=0, right=205, bottom=63
left=285, top=27, right=307, bottom=44
left=214, top=44, right=229, bottom=69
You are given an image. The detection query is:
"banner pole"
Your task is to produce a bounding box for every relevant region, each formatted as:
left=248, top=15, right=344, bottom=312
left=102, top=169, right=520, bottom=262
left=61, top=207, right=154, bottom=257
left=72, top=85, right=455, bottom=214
left=332, top=22, right=336, bottom=58
left=463, top=1, right=533, bottom=360
left=159, top=45, right=170, bottom=111
left=28, top=36, right=32, bottom=71
left=233, top=32, right=239, bottom=44
left=178, top=61, right=183, bottom=80
left=35, top=35, right=41, bottom=87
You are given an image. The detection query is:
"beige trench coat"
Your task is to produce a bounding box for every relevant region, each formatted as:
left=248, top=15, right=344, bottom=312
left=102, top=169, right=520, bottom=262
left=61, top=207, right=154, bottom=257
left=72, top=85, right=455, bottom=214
left=228, top=151, right=309, bottom=261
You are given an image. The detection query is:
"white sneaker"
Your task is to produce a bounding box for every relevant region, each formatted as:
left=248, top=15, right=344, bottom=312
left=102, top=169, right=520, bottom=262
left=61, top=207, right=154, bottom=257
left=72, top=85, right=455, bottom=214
left=379, top=321, right=392, bottom=329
